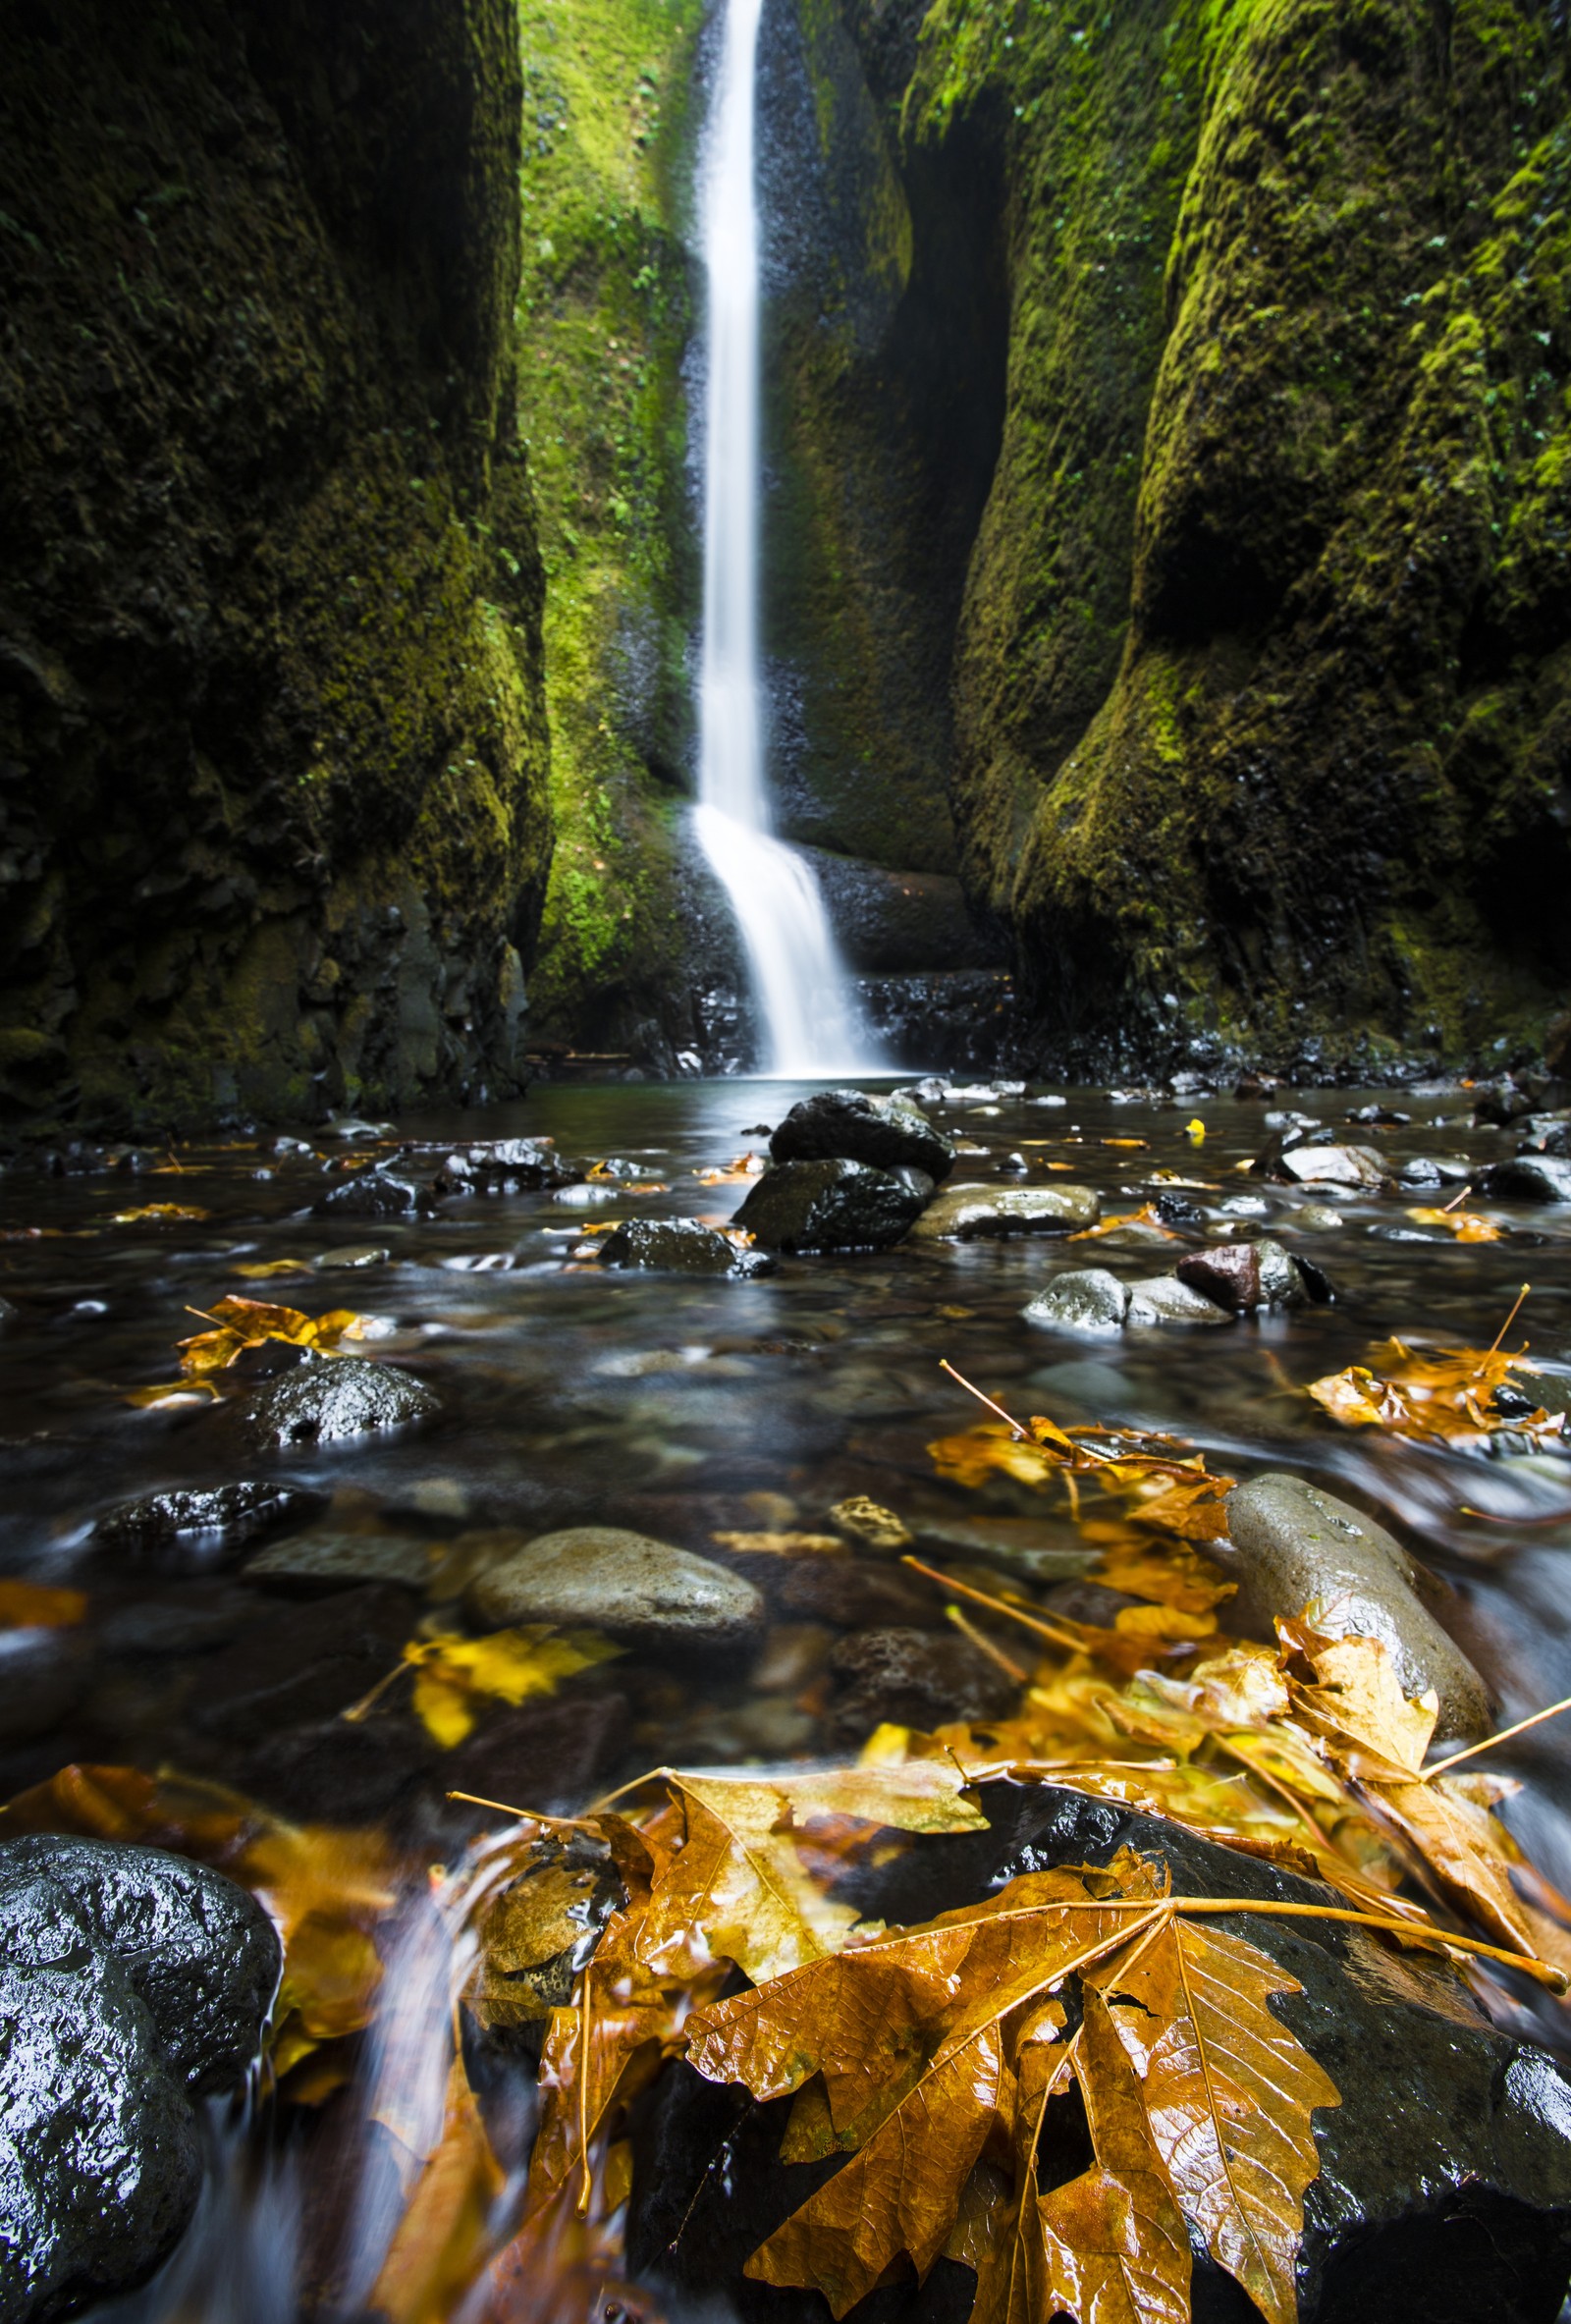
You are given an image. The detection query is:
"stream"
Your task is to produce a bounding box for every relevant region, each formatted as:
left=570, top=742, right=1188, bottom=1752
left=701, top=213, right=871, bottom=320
left=4, top=1073, right=1571, bottom=2314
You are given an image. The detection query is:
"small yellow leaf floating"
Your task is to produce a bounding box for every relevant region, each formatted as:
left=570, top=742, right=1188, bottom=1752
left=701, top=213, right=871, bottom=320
left=1185, top=1117, right=1206, bottom=1143
left=178, top=1295, right=368, bottom=1378
left=0, top=1580, right=87, bottom=1629
left=1407, top=1207, right=1502, bottom=1244
left=109, top=1203, right=211, bottom=1224
left=236, top=1257, right=316, bottom=1278
left=405, top=1626, right=623, bottom=1749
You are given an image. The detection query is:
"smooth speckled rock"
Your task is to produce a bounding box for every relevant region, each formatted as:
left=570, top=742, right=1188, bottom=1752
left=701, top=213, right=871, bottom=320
left=1279, top=1145, right=1385, bottom=1188
left=238, top=1356, right=440, bottom=1448
left=596, top=1217, right=777, bottom=1276
left=0, top=1838, right=279, bottom=2324
left=1126, top=1272, right=1233, bottom=1325
left=468, top=1527, right=764, bottom=1657
left=1221, top=1473, right=1491, bottom=1742
left=1021, top=1268, right=1130, bottom=1331
left=629, top=1785, right=1571, bottom=2323
left=733, top=1159, right=929, bottom=1253
left=769, top=1089, right=955, bottom=1182
left=241, top=1531, right=439, bottom=1594
left=909, top=1181, right=1100, bottom=1241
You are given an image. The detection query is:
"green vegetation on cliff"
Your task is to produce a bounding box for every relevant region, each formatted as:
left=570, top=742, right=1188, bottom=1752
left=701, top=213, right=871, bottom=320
left=894, top=0, right=1571, bottom=1070
left=514, top=0, right=707, bottom=1049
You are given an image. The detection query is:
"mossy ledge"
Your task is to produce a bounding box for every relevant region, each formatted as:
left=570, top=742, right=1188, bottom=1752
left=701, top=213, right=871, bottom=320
left=0, top=0, right=551, bottom=1134
left=841, top=0, right=1571, bottom=1079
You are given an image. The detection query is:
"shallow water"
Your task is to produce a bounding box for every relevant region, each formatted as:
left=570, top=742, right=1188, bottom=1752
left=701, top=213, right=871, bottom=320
left=7, top=1073, right=1571, bottom=2312
left=3, top=1077, right=1571, bottom=1861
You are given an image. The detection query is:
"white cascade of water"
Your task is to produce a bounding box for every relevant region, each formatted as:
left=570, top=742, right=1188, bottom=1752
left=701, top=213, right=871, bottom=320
left=694, top=0, right=877, bottom=1077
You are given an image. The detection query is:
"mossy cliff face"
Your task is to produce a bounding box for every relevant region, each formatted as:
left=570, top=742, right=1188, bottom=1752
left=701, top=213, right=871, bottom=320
left=0, top=0, right=549, bottom=1131
left=872, top=0, right=1571, bottom=1074
left=512, top=0, right=724, bottom=1066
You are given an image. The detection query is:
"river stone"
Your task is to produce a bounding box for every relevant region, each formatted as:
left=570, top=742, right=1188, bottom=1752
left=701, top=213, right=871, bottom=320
left=1279, top=1144, right=1385, bottom=1188
left=1477, top=1156, right=1571, bottom=1204
left=908, top=1181, right=1100, bottom=1241
left=433, top=1137, right=579, bottom=1194
left=1176, top=1235, right=1315, bottom=1312
left=468, top=1528, right=764, bottom=1657
left=241, top=1531, right=439, bottom=1594
left=312, top=1171, right=435, bottom=1219
left=1021, top=1267, right=1130, bottom=1331
left=1126, top=1272, right=1234, bottom=1325
left=0, top=1838, right=279, bottom=2324
left=1220, top=1473, right=1491, bottom=1742
left=769, top=1089, right=955, bottom=1182
left=237, top=1355, right=441, bottom=1448
left=596, top=1217, right=777, bottom=1277
left=732, top=1159, right=929, bottom=1253
left=94, top=1481, right=326, bottom=1564
left=628, top=1783, right=1571, bottom=2324
left=827, top=1626, right=1017, bottom=1741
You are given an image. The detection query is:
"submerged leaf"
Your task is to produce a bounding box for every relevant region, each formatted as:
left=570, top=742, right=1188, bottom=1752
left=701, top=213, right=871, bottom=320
left=405, top=1626, right=622, bottom=1749
left=0, top=1580, right=86, bottom=1629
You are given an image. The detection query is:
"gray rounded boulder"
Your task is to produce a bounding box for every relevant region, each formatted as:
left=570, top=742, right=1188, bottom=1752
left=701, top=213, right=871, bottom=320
left=0, top=1838, right=280, bottom=2324
left=1219, top=1473, right=1492, bottom=1743
left=910, top=1182, right=1100, bottom=1241
left=468, top=1527, right=764, bottom=1658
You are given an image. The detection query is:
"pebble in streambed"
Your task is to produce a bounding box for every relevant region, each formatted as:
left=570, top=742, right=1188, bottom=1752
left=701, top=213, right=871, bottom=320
left=236, top=1354, right=441, bottom=1448
left=468, top=1527, right=764, bottom=1659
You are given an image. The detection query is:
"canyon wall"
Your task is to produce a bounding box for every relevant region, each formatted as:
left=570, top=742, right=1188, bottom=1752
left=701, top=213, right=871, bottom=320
left=0, top=0, right=550, bottom=1131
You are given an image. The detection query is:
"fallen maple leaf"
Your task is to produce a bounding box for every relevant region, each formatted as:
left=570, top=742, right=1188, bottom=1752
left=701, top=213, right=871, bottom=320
left=1088, top=1914, right=1338, bottom=2324
left=370, top=2055, right=506, bottom=2324
left=0, top=1580, right=86, bottom=1629
left=178, top=1294, right=371, bottom=1377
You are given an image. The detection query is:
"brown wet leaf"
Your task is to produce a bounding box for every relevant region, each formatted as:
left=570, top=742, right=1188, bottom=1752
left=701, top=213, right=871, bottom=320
left=109, top=1203, right=211, bottom=1223
left=1306, top=1335, right=1559, bottom=1452
left=1089, top=1919, right=1339, bottom=2324
left=370, top=2055, right=506, bottom=2324
left=178, top=1294, right=372, bottom=1377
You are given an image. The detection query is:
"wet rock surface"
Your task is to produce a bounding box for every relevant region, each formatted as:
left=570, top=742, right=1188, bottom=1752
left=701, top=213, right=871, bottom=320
left=312, top=1173, right=436, bottom=1221
left=1277, top=1145, right=1386, bottom=1189
left=1022, top=1266, right=1131, bottom=1331
left=237, top=1356, right=441, bottom=1449
left=629, top=1786, right=1571, bottom=2324
left=1221, top=1474, right=1492, bottom=1743
left=1176, top=1235, right=1326, bottom=1312
left=241, top=1531, right=439, bottom=1594
left=432, top=1139, right=580, bottom=1194
left=769, top=1089, right=955, bottom=1181
left=468, top=1527, right=765, bottom=1657
left=596, top=1217, right=777, bottom=1276
left=826, top=1625, right=1018, bottom=1740
left=1478, top=1157, right=1571, bottom=1205
left=909, top=1181, right=1100, bottom=1241
left=1126, top=1271, right=1235, bottom=1326
left=94, top=1482, right=326, bottom=1565
left=0, top=1837, right=279, bottom=2324
left=734, top=1159, right=930, bottom=1253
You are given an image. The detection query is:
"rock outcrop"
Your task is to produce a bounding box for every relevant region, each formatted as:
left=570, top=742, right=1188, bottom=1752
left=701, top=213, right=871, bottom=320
left=0, top=0, right=551, bottom=1133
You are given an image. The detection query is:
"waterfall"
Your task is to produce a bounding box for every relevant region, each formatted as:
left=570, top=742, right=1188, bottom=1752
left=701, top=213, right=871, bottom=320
left=694, top=0, right=875, bottom=1077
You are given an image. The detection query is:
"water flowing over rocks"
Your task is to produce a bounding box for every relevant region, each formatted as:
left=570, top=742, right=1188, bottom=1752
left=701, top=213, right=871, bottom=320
left=0, top=1837, right=279, bottom=2324
left=628, top=1786, right=1571, bottom=2324
left=237, top=1356, right=441, bottom=1449
left=468, top=1527, right=764, bottom=1658
left=1220, top=1475, right=1492, bottom=1743
left=595, top=1217, right=777, bottom=1276
left=910, top=1181, right=1100, bottom=1241
left=734, top=1158, right=930, bottom=1252
left=768, top=1088, right=955, bottom=1180
left=94, top=1482, right=326, bottom=1565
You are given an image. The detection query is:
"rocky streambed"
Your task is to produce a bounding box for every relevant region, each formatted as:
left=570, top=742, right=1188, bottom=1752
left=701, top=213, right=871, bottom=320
left=4, top=1070, right=1571, bottom=2321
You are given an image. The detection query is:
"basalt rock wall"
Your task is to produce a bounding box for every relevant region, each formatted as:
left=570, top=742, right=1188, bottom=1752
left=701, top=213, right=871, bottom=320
left=840, top=0, right=1571, bottom=1078
left=0, top=0, right=551, bottom=1132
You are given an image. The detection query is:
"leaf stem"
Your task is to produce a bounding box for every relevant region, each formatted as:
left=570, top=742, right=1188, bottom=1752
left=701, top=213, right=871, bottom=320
left=1488, top=1282, right=1532, bottom=1357
left=945, top=1602, right=1031, bottom=1683
left=1422, top=1694, right=1571, bottom=1782
left=940, top=1359, right=1030, bottom=1439
left=901, top=1554, right=1091, bottom=1655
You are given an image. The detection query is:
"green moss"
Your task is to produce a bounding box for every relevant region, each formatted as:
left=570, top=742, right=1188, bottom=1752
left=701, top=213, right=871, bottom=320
left=513, top=0, right=705, bottom=1041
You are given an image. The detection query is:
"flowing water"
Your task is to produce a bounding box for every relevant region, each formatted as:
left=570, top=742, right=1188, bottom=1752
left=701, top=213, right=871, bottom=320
left=3, top=1076, right=1571, bottom=2311
left=693, top=0, right=872, bottom=1076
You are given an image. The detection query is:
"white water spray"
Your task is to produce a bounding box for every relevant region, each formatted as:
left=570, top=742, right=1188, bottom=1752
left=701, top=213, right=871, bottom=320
left=695, top=0, right=875, bottom=1075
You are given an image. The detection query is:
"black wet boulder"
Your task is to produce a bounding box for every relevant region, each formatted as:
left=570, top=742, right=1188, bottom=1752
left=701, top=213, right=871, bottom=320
left=770, top=1090, right=955, bottom=1182
left=734, top=1159, right=930, bottom=1254
left=628, top=1784, right=1571, bottom=2324
left=0, top=1836, right=280, bottom=2324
